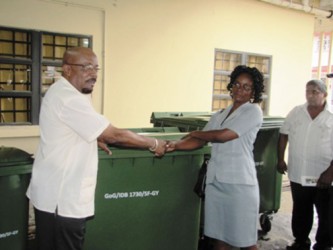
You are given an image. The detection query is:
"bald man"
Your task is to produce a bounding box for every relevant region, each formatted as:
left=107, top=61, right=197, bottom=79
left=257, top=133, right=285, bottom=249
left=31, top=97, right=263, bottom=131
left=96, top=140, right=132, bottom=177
left=27, top=47, right=166, bottom=250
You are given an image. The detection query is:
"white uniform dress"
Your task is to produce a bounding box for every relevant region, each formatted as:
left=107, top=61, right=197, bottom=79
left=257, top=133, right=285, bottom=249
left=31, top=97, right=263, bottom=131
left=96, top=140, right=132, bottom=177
left=203, top=102, right=263, bottom=247
left=27, top=77, right=110, bottom=219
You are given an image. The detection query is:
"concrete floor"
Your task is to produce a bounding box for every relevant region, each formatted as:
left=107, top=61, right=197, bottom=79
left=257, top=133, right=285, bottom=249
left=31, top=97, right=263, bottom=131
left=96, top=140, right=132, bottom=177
left=255, top=177, right=317, bottom=250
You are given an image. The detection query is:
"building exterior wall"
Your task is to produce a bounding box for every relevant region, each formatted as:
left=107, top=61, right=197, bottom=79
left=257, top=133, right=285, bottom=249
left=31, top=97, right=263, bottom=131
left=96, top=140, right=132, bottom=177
left=0, top=0, right=315, bottom=153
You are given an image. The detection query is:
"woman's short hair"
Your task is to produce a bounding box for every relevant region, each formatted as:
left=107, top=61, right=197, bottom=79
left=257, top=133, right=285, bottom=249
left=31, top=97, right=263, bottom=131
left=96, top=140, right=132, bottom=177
left=227, top=65, right=265, bottom=103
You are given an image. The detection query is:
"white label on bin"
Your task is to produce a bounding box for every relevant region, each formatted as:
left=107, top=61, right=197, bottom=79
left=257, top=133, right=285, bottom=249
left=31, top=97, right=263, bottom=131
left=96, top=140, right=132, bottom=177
left=104, top=190, right=160, bottom=200
left=255, top=161, right=264, bottom=167
left=0, top=230, right=19, bottom=239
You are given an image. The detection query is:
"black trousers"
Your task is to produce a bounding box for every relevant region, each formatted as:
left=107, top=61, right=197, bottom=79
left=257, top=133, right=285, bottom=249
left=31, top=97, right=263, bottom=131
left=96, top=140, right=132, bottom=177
left=329, top=188, right=333, bottom=246
left=34, top=208, right=87, bottom=250
left=290, top=182, right=332, bottom=247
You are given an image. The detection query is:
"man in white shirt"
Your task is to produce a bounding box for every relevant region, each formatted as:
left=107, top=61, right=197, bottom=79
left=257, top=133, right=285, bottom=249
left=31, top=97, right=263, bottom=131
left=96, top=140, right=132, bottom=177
left=27, top=47, right=167, bottom=250
left=277, top=79, right=333, bottom=250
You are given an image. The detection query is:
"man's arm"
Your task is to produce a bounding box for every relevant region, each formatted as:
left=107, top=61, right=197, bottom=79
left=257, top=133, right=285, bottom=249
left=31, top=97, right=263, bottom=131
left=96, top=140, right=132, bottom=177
left=277, top=133, right=288, bottom=174
left=317, top=160, right=333, bottom=189
left=98, top=124, right=166, bottom=157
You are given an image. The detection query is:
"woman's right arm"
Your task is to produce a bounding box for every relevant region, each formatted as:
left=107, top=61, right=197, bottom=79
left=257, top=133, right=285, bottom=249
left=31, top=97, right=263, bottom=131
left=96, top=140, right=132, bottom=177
left=166, top=135, right=206, bottom=152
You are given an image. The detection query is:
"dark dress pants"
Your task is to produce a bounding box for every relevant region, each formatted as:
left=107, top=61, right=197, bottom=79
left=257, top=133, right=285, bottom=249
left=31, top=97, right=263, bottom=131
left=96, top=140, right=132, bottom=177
left=290, top=182, right=331, bottom=247
left=34, top=208, right=87, bottom=250
left=329, top=187, right=333, bottom=246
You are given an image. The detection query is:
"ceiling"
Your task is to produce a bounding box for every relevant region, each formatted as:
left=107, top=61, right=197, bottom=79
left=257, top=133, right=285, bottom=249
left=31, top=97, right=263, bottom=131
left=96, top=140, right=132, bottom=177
left=267, top=0, right=333, bottom=32
left=318, top=0, right=333, bottom=11
left=314, top=0, right=333, bottom=32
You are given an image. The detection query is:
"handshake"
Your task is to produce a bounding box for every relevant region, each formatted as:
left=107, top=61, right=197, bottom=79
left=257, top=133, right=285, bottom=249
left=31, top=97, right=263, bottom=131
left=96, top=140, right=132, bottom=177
left=149, top=132, right=200, bottom=157
left=98, top=130, right=203, bottom=157
left=97, top=138, right=178, bottom=157
left=149, top=139, right=177, bottom=157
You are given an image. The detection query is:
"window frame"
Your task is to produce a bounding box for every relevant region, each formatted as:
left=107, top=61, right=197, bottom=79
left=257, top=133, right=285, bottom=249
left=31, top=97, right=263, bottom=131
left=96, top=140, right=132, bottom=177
left=212, top=49, right=272, bottom=114
left=0, top=26, right=92, bottom=125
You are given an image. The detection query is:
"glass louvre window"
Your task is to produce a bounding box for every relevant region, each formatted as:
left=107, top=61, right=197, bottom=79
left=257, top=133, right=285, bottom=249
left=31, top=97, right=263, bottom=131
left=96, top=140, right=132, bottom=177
left=42, top=34, right=90, bottom=61
left=212, top=74, right=233, bottom=111
left=0, top=27, right=32, bottom=125
left=41, top=65, right=62, bottom=95
left=212, top=49, right=271, bottom=114
left=0, top=29, right=31, bottom=59
left=41, top=33, right=91, bottom=96
left=0, top=26, right=92, bottom=125
left=212, top=51, right=242, bottom=111
left=0, top=97, right=31, bottom=123
left=0, top=64, right=32, bottom=91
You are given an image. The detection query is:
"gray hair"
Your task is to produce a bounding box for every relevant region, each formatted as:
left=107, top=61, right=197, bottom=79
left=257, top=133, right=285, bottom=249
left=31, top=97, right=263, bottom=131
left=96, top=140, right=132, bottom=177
left=306, top=79, right=327, bottom=94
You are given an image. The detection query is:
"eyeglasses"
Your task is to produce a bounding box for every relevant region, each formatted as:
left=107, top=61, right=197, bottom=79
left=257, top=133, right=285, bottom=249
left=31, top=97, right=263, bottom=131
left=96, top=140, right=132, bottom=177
left=232, top=83, right=253, bottom=92
left=66, top=63, right=100, bottom=73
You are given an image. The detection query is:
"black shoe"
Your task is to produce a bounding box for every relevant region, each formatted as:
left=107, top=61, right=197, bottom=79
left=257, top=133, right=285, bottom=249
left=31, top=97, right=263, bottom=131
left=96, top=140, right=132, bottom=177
left=286, top=241, right=311, bottom=250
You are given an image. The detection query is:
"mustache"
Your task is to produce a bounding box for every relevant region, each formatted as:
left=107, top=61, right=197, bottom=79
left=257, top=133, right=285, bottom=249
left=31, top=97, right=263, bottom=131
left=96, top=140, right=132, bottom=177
left=86, top=78, right=97, bottom=84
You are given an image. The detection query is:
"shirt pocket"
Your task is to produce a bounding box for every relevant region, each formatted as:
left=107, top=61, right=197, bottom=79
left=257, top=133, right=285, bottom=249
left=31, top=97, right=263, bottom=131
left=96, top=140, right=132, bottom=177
left=319, top=121, right=333, bottom=140
left=79, top=177, right=96, bottom=204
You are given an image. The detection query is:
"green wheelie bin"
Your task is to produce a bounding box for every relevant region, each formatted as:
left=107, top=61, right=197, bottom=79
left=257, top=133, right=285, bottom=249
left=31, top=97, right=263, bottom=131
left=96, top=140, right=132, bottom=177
left=84, top=133, right=210, bottom=250
left=150, top=112, right=284, bottom=233
left=0, top=146, right=33, bottom=250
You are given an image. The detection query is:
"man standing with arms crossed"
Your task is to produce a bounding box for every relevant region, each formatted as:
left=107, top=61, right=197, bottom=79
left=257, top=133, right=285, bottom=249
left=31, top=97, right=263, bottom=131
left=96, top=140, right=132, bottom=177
left=277, top=79, right=333, bottom=250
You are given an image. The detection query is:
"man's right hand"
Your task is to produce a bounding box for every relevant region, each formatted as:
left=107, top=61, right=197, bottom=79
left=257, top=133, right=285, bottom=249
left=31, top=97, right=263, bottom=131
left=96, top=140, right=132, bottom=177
left=317, top=165, right=333, bottom=189
left=152, top=139, right=167, bottom=157
left=277, top=160, right=287, bottom=174
left=98, top=141, right=112, bottom=155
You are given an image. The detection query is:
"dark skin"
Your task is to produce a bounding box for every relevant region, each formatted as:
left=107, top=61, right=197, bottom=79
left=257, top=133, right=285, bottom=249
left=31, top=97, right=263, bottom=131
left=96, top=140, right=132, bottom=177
left=167, top=73, right=258, bottom=250
left=62, top=47, right=167, bottom=157
left=277, top=84, right=333, bottom=188
left=167, top=74, right=254, bottom=152
left=62, top=47, right=98, bottom=94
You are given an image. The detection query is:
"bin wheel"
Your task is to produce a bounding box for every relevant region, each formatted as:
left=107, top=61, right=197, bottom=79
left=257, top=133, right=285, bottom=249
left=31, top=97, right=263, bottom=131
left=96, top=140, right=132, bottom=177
left=259, top=213, right=272, bottom=233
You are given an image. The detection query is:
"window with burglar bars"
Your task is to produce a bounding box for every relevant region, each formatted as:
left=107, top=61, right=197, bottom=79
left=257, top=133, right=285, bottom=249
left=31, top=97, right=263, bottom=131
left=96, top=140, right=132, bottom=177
left=212, top=49, right=271, bottom=114
left=0, top=26, right=92, bottom=125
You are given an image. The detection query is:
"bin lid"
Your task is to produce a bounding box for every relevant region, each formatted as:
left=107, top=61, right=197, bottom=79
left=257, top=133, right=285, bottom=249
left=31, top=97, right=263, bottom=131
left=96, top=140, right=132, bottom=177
left=127, top=127, right=180, bottom=133
left=151, top=113, right=284, bottom=130
left=150, top=111, right=211, bottom=123
left=0, top=146, right=34, bottom=167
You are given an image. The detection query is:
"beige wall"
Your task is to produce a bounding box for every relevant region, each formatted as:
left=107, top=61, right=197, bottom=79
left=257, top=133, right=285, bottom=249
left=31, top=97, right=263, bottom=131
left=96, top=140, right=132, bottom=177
left=0, top=0, right=316, bottom=153
left=105, top=0, right=314, bottom=127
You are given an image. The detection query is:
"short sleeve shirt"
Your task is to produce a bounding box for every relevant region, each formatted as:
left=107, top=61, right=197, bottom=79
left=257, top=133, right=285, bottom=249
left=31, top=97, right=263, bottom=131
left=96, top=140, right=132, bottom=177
left=204, top=102, right=263, bottom=185
left=280, top=103, right=333, bottom=184
left=27, top=77, right=110, bottom=218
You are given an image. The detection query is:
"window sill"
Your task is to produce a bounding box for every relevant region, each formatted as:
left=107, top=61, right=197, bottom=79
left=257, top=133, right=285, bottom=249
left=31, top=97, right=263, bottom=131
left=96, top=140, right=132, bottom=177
left=0, top=125, right=40, bottom=138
